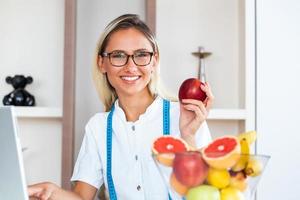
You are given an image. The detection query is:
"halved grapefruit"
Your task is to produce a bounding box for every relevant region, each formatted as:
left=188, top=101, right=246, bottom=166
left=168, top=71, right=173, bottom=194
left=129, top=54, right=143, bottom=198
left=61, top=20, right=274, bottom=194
left=152, top=136, right=188, bottom=166
left=202, top=135, right=241, bottom=169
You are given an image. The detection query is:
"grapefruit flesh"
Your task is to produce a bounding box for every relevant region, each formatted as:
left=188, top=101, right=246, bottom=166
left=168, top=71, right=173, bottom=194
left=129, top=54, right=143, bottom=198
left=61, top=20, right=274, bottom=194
left=202, top=136, right=241, bottom=169
left=152, top=136, right=188, bottom=166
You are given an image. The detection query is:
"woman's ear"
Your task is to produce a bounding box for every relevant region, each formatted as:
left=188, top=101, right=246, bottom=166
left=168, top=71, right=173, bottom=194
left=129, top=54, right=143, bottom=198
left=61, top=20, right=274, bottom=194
left=98, top=56, right=106, bottom=73
left=152, top=53, right=159, bottom=71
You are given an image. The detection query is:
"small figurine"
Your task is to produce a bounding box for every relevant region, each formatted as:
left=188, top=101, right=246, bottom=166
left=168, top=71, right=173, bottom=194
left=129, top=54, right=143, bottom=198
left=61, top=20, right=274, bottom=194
left=2, top=75, right=35, bottom=106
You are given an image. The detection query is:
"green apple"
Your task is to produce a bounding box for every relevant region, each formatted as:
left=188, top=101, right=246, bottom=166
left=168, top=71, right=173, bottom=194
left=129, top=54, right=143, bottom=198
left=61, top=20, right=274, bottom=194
left=186, top=185, right=220, bottom=200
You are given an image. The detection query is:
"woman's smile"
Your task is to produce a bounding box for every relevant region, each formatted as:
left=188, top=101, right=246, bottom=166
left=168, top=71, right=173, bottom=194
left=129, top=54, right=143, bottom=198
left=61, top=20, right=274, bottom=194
left=120, top=75, right=141, bottom=82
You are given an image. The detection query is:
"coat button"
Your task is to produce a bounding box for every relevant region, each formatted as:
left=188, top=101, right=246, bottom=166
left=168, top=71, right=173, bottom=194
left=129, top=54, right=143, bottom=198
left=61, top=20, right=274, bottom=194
left=137, top=185, right=141, bottom=191
left=135, top=155, right=138, bottom=161
left=132, top=125, right=135, bottom=131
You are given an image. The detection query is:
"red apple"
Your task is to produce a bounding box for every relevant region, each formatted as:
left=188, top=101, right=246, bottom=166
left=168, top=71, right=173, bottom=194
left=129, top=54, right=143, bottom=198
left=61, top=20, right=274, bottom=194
left=173, top=151, right=209, bottom=187
left=178, top=78, right=207, bottom=102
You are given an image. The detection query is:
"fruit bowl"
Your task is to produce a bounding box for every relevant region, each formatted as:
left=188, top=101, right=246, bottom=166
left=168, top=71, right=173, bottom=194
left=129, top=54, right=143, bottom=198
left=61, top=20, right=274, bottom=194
left=152, top=152, right=270, bottom=200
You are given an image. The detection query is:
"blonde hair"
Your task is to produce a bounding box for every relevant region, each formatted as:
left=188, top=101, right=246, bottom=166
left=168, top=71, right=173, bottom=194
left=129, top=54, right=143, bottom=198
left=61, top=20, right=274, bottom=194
left=92, top=14, right=175, bottom=112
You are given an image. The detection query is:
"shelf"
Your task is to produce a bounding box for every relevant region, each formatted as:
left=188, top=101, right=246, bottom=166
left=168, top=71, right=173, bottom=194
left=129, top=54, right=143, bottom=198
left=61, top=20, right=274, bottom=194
left=208, top=109, right=247, bottom=120
left=12, top=107, right=245, bottom=120
left=9, top=107, right=245, bottom=120
left=13, top=107, right=62, bottom=118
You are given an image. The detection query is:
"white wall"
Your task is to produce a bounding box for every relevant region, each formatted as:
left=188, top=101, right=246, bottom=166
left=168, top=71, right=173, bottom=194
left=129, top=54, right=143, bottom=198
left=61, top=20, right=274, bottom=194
left=0, top=0, right=64, bottom=107
left=157, top=0, right=245, bottom=109
left=256, top=0, right=300, bottom=199
left=75, top=0, right=145, bottom=158
left=0, top=0, right=64, bottom=185
left=19, top=118, right=62, bottom=185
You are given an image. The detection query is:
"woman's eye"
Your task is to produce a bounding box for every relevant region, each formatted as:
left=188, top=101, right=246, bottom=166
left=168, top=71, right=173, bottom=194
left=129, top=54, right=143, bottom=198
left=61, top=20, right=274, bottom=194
left=135, top=52, right=149, bottom=57
left=111, top=53, right=126, bottom=58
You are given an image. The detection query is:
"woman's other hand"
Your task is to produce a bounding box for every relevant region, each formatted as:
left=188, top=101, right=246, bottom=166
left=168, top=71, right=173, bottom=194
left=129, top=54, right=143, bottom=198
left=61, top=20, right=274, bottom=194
left=28, top=181, right=97, bottom=200
left=28, top=182, right=57, bottom=200
left=179, top=82, right=214, bottom=147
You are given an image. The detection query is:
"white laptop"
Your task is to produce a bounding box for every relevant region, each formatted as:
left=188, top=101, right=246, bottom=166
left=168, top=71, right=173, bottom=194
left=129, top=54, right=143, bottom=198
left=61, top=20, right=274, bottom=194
left=0, top=106, right=29, bottom=200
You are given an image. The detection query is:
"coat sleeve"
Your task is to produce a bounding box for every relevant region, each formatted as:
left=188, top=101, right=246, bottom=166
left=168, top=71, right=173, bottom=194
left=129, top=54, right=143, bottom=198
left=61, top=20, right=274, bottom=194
left=195, top=121, right=212, bottom=149
left=71, top=123, right=104, bottom=189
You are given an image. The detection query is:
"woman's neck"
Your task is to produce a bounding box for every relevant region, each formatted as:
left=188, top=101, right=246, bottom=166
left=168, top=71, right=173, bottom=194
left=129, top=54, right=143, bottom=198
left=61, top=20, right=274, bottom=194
left=117, top=91, right=155, bottom=122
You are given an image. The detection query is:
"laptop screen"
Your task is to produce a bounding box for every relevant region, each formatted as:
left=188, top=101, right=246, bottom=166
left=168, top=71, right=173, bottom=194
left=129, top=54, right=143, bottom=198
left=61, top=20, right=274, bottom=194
left=0, top=106, right=28, bottom=200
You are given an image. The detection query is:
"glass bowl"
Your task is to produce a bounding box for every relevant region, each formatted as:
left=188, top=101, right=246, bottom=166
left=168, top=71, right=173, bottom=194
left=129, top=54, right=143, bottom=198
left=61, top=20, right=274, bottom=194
left=152, top=152, right=270, bottom=200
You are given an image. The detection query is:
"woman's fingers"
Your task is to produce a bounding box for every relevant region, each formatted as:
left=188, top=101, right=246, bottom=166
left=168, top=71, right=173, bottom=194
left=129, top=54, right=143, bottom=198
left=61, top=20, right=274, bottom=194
left=40, top=190, right=52, bottom=200
left=201, top=82, right=214, bottom=110
left=205, top=82, right=215, bottom=109
left=183, top=103, right=207, bottom=119
left=200, top=82, right=213, bottom=98
left=28, top=183, right=54, bottom=200
left=181, top=98, right=203, bottom=106
left=181, top=99, right=207, bottom=113
left=29, top=197, right=41, bottom=200
left=28, top=186, right=44, bottom=196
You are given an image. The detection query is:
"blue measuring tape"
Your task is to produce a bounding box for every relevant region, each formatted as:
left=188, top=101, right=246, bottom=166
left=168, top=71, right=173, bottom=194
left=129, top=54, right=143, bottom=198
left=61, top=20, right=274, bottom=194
left=106, top=99, right=173, bottom=200
left=106, top=104, right=117, bottom=200
left=162, top=100, right=173, bottom=200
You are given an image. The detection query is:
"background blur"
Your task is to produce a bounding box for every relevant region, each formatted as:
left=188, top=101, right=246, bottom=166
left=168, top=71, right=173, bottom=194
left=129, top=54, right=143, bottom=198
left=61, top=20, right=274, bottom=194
left=1, top=0, right=300, bottom=199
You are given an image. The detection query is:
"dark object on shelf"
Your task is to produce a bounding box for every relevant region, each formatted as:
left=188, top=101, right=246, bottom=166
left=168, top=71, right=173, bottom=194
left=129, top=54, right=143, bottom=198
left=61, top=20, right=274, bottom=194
left=192, top=46, right=212, bottom=82
left=2, top=75, right=35, bottom=106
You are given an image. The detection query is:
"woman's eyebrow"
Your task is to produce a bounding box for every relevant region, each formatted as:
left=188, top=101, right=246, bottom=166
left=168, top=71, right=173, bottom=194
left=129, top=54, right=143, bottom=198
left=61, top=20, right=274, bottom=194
left=134, top=48, right=151, bottom=52
left=107, top=48, right=152, bottom=54
left=108, top=49, right=126, bottom=53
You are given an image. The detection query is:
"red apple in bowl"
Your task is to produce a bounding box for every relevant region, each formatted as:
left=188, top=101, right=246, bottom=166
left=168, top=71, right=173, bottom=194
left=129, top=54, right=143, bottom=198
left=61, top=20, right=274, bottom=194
left=178, top=78, right=207, bottom=102
left=173, top=151, right=209, bottom=187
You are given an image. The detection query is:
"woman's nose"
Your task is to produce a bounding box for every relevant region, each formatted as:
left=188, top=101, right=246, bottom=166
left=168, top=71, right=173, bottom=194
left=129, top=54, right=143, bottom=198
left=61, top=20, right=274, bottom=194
left=124, top=56, right=138, bottom=71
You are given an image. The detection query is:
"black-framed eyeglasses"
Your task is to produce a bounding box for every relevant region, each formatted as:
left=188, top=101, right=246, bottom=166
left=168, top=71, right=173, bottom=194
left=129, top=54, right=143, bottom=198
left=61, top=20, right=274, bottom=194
left=101, top=50, right=154, bottom=67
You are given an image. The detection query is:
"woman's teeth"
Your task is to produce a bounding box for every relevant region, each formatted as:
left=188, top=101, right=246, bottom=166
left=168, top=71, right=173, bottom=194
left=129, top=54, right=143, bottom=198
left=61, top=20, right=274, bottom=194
left=121, top=76, right=139, bottom=81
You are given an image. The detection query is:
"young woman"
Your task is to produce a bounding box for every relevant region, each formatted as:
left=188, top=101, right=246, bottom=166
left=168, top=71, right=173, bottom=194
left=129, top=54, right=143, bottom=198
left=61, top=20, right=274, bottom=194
left=28, top=14, right=214, bottom=200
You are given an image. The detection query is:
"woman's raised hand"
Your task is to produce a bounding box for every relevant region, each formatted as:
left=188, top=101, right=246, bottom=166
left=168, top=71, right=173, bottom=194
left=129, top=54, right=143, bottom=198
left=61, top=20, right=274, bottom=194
left=179, top=82, right=214, bottom=147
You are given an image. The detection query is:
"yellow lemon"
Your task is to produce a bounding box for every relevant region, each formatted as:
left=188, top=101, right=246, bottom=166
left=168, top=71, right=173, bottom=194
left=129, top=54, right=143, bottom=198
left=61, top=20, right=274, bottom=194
left=221, top=187, right=245, bottom=200
left=207, top=168, right=230, bottom=189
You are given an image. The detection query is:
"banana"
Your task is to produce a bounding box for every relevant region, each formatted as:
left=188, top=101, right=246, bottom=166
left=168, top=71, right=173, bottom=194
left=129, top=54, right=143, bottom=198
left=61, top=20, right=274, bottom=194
left=231, top=139, right=250, bottom=171
left=237, top=130, right=257, bottom=145
left=245, top=157, right=263, bottom=177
